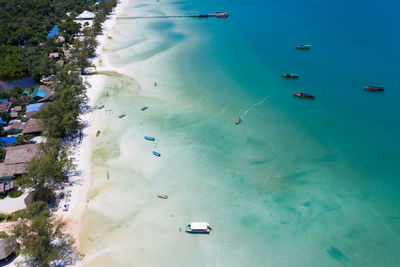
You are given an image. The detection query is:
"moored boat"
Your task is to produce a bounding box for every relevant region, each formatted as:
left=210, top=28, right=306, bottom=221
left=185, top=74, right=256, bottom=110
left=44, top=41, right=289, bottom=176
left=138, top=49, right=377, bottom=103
left=235, top=117, right=242, bottom=125
left=153, top=151, right=161, bottom=157
left=293, top=93, right=315, bottom=99
left=296, top=44, right=311, bottom=49
left=281, top=73, right=299, bottom=78
left=144, top=136, right=155, bottom=141
left=157, top=194, right=168, bottom=199
left=141, top=106, right=148, bottom=111
left=364, top=86, right=384, bottom=92
left=96, top=130, right=101, bottom=137
left=98, top=105, right=105, bottom=109
left=185, top=222, right=212, bottom=234
left=119, top=114, right=126, bottom=118
left=216, top=12, right=229, bottom=18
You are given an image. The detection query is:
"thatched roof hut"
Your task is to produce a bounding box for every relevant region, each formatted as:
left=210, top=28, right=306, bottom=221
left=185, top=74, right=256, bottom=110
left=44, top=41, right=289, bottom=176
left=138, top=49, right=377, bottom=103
left=22, top=119, right=43, bottom=134
left=0, top=144, right=39, bottom=178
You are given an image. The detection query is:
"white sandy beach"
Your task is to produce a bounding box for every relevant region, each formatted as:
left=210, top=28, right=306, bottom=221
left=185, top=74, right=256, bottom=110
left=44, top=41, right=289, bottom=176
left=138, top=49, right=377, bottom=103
left=56, top=0, right=131, bottom=252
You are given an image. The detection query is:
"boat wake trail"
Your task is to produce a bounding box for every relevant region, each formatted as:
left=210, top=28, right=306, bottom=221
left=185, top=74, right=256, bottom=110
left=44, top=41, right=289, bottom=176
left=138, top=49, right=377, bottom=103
left=240, top=97, right=267, bottom=118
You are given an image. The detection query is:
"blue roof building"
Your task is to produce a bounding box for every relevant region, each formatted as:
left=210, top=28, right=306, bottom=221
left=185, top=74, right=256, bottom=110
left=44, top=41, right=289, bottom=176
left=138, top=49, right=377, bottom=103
left=26, top=103, right=44, bottom=113
left=0, top=136, right=17, bottom=147
left=31, top=85, right=48, bottom=100
left=0, top=119, right=6, bottom=125
left=48, top=24, right=59, bottom=37
left=0, top=99, right=8, bottom=103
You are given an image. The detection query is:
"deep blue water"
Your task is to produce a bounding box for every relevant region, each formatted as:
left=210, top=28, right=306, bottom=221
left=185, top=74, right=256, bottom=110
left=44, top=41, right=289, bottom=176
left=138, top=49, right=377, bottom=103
left=162, top=0, right=400, bottom=265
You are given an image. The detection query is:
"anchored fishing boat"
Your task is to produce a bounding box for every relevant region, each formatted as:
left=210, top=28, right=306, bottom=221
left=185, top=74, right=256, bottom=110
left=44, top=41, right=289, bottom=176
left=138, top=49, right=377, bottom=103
left=153, top=151, right=161, bottom=157
left=216, top=12, right=229, bottom=18
left=157, top=194, right=168, bottom=199
left=293, top=93, right=315, bottom=99
left=98, top=105, right=105, bottom=109
left=282, top=73, right=299, bottom=78
left=119, top=114, right=126, bottom=118
left=144, top=136, right=155, bottom=141
left=185, top=222, right=212, bottom=234
left=141, top=106, right=148, bottom=111
left=364, top=86, right=384, bottom=92
left=235, top=117, right=242, bottom=125
left=96, top=130, right=101, bottom=137
left=296, top=44, right=311, bottom=49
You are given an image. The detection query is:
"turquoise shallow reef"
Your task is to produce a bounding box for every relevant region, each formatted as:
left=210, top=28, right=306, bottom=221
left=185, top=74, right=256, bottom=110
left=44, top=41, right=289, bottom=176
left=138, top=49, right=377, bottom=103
left=80, top=0, right=400, bottom=265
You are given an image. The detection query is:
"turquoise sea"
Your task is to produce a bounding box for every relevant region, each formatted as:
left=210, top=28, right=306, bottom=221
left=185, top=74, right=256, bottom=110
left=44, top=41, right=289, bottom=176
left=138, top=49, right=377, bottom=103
left=80, top=0, right=400, bottom=266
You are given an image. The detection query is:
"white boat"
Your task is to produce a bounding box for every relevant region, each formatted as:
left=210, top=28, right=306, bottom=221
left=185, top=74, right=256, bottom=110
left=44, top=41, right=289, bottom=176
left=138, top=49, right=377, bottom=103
left=185, top=222, right=212, bottom=234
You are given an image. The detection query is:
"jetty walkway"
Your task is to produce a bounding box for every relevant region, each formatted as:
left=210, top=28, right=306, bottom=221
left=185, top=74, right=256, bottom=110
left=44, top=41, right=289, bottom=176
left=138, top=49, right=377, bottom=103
left=117, top=12, right=229, bottom=20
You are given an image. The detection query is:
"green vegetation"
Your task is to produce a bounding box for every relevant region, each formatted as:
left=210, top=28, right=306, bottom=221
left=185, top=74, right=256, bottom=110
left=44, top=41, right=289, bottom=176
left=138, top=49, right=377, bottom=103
left=0, top=231, right=8, bottom=238
left=21, top=139, right=73, bottom=202
left=12, top=202, right=77, bottom=266
left=0, top=0, right=117, bottom=264
left=0, top=45, right=29, bottom=79
left=8, top=189, right=23, bottom=198
left=0, top=146, right=5, bottom=163
left=12, top=134, right=35, bottom=146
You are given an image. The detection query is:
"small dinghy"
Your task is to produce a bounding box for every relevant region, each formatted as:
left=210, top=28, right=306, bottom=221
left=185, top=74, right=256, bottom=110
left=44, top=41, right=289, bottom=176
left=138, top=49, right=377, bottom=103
left=154, top=82, right=158, bottom=86
left=157, top=194, right=168, bottom=199
left=185, top=222, right=212, bottom=234
left=152, top=151, right=161, bottom=157
left=144, top=136, right=155, bottom=141
left=119, top=114, right=126, bottom=118
left=141, top=106, right=148, bottom=111
left=296, top=44, right=312, bottom=49
left=96, top=130, right=101, bottom=137
left=98, top=105, right=105, bottom=109
left=364, top=86, right=384, bottom=92
left=293, top=93, right=315, bottom=99
left=235, top=117, right=242, bottom=125
left=282, top=73, right=299, bottom=78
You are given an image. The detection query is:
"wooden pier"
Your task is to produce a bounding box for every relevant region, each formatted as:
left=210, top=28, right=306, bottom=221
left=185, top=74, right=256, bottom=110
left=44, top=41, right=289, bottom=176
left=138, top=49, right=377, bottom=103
left=117, top=12, right=229, bottom=20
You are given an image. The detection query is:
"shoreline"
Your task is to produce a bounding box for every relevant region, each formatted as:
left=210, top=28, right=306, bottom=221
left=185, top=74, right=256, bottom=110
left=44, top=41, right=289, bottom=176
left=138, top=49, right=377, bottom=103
left=58, top=0, right=131, bottom=252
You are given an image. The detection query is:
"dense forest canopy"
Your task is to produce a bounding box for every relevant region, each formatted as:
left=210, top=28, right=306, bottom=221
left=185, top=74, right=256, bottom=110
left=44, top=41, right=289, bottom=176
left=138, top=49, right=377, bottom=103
left=0, top=0, right=89, bottom=46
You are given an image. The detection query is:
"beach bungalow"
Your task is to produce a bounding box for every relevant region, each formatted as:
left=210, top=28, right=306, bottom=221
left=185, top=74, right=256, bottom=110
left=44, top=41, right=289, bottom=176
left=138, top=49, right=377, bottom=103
left=22, top=119, right=42, bottom=135
left=76, top=10, right=96, bottom=20
left=0, top=238, right=17, bottom=261
left=0, top=181, right=14, bottom=194
left=8, top=97, right=17, bottom=103
left=49, top=52, right=59, bottom=59
left=0, top=103, right=11, bottom=113
left=0, top=99, right=8, bottom=104
left=25, top=102, right=48, bottom=118
left=31, top=85, right=48, bottom=101
left=62, top=49, right=72, bottom=60
left=21, top=89, right=30, bottom=96
left=0, top=144, right=39, bottom=179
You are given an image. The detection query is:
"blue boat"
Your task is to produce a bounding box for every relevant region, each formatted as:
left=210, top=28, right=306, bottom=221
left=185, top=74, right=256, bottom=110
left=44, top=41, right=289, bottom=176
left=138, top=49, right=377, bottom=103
left=98, top=105, right=105, bottom=109
left=144, top=136, right=155, bottom=141
left=152, top=151, right=161, bottom=157
left=141, top=106, right=148, bottom=111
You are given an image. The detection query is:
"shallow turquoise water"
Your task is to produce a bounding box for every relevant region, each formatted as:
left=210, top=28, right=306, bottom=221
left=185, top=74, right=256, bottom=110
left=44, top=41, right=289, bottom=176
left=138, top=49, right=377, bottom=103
left=83, top=0, right=400, bottom=265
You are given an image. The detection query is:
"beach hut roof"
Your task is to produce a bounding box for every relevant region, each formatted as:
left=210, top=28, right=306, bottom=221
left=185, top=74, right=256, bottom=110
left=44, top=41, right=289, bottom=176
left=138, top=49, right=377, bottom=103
left=21, top=89, right=31, bottom=95
left=31, top=85, right=48, bottom=99
left=14, top=106, right=22, bottom=112
left=22, top=119, right=43, bottom=134
left=0, top=238, right=17, bottom=260
left=26, top=103, right=44, bottom=113
left=190, top=222, right=209, bottom=230
left=76, top=10, right=96, bottom=19
left=0, top=103, right=11, bottom=113
left=3, top=144, right=39, bottom=165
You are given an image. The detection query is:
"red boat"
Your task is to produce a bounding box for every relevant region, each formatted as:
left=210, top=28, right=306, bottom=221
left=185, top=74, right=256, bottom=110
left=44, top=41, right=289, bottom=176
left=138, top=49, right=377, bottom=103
left=281, top=73, right=299, bottom=78
left=296, top=45, right=311, bottom=50
left=235, top=117, right=242, bottom=125
left=216, top=12, right=229, bottom=18
left=293, top=93, right=315, bottom=99
left=364, top=86, right=384, bottom=92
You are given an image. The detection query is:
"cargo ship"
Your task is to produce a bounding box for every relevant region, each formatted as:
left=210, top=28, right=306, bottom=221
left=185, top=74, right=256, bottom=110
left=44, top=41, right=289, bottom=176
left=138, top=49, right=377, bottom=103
left=282, top=73, right=299, bottom=78
left=364, top=86, right=384, bottom=92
